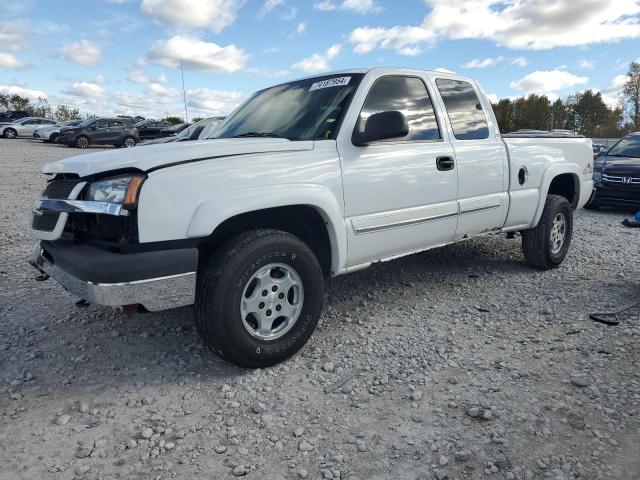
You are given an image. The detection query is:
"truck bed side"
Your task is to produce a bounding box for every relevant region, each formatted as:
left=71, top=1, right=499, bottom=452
left=501, top=135, right=594, bottom=231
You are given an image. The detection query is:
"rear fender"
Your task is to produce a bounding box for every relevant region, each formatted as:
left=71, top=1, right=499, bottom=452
left=531, top=165, right=581, bottom=227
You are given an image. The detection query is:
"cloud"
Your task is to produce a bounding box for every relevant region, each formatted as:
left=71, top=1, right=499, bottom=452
left=145, top=82, right=180, bottom=97
left=291, top=44, right=341, bottom=73
left=349, top=25, right=432, bottom=56
left=296, top=22, right=306, bottom=34
left=259, top=0, right=284, bottom=17
left=61, top=81, right=106, bottom=99
left=602, top=74, right=629, bottom=94
left=433, top=67, right=455, bottom=74
left=511, top=56, right=528, bottom=67
left=0, top=52, right=30, bottom=70
left=486, top=93, right=500, bottom=104
left=187, top=88, right=240, bottom=115
left=140, top=0, right=244, bottom=33
left=314, top=0, right=381, bottom=13
left=348, top=0, right=640, bottom=55
left=148, top=36, right=249, bottom=73
left=60, top=40, right=102, bottom=66
left=510, top=70, right=589, bottom=94
left=462, top=56, right=504, bottom=69
left=0, top=20, right=31, bottom=51
left=579, top=59, right=595, bottom=69
left=0, top=84, right=47, bottom=101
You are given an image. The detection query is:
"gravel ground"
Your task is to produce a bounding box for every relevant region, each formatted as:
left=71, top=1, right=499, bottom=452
left=1, top=139, right=639, bottom=480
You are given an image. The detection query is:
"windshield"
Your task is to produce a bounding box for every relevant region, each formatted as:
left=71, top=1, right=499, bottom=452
left=212, top=74, right=364, bottom=141
left=607, top=134, right=640, bottom=158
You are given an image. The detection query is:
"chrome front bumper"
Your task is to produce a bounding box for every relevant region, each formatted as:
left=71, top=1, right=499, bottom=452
left=30, top=247, right=196, bottom=311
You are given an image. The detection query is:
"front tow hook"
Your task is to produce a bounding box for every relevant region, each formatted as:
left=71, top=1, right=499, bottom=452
left=28, top=258, right=50, bottom=281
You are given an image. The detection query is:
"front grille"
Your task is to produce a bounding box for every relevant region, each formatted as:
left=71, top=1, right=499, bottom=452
left=602, top=174, right=640, bottom=185
left=43, top=179, right=82, bottom=199
left=32, top=212, right=61, bottom=232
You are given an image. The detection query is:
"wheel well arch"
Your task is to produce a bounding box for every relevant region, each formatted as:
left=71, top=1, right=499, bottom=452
left=197, top=205, right=333, bottom=277
left=547, top=173, right=579, bottom=208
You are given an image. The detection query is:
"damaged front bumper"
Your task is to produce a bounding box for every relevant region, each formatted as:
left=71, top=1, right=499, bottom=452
left=29, top=243, right=197, bottom=312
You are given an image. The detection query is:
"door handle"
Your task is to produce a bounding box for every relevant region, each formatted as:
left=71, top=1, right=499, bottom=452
left=436, top=156, right=455, bottom=171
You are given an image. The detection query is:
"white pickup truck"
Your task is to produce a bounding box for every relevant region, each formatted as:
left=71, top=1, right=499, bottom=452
left=29, top=68, right=593, bottom=367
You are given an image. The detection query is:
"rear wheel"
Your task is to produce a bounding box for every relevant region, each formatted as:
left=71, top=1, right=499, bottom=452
left=49, top=133, right=59, bottom=144
left=75, top=135, right=89, bottom=149
left=3, top=128, right=17, bottom=139
left=522, top=194, right=573, bottom=270
left=195, top=229, right=324, bottom=368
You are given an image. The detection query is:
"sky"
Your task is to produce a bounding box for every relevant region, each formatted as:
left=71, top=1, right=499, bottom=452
left=1, top=0, right=639, bottom=120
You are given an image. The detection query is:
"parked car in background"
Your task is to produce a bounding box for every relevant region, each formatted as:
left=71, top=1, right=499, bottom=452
left=135, top=120, right=172, bottom=140
left=588, top=132, right=640, bottom=209
left=58, top=117, right=139, bottom=148
left=0, top=110, right=29, bottom=123
left=1, top=117, right=58, bottom=138
left=158, top=122, right=191, bottom=137
left=139, top=117, right=225, bottom=146
left=28, top=68, right=593, bottom=367
left=33, top=120, right=82, bottom=143
left=592, top=143, right=607, bottom=159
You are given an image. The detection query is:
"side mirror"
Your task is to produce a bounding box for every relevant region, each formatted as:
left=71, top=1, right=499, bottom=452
left=352, top=111, right=409, bottom=146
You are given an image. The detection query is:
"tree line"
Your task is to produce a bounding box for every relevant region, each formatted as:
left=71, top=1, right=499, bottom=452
left=492, top=62, right=640, bottom=138
left=3, top=62, right=640, bottom=136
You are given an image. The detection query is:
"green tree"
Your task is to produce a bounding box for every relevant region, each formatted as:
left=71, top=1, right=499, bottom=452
left=621, top=61, right=640, bottom=129
left=566, top=90, right=613, bottom=136
left=54, top=104, right=82, bottom=121
left=492, top=99, right=513, bottom=133
left=164, top=116, right=184, bottom=125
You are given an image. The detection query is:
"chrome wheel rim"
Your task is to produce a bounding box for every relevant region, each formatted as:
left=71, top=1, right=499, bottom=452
left=550, top=213, right=566, bottom=254
left=240, top=263, right=304, bottom=341
left=77, top=137, right=88, bottom=148
left=6, top=129, right=16, bottom=138
left=124, top=138, right=135, bottom=147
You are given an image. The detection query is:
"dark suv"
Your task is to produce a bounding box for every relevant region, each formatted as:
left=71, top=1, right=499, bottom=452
left=58, top=118, right=140, bottom=148
left=589, top=132, right=640, bottom=209
left=135, top=120, right=172, bottom=140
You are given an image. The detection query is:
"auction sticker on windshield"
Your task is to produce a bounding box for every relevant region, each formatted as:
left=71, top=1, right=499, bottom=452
left=309, top=77, right=351, bottom=91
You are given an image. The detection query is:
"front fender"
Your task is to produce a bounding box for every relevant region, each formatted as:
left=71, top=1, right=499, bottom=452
left=531, top=164, right=581, bottom=228
left=187, top=184, right=348, bottom=275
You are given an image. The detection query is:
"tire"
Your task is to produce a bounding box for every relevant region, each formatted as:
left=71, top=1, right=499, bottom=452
left=195, top=229, right=324, bottom=368
left=49, top=133, right=59, bottom=144
left=522, top=194, right=573, bottom=270
left=122, top=136, right=136, bottom=148
left=3, top=128, right=17, bottom=139
left=75, top=135, right=89, bottom=149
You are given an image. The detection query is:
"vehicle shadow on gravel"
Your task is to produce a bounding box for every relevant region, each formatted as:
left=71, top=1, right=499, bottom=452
left=3, top=235, right=534, bottom=394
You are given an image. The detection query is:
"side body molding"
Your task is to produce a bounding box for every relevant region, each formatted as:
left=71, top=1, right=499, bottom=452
left=187, top=184, right=348, bottom=275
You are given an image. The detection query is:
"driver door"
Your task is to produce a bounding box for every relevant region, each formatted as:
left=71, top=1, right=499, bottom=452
left=338, top=74, right=459, bottom=267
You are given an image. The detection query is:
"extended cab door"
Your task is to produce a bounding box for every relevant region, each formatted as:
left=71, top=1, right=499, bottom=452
left=338, top=73, right=458, bottom=267
left=434, top=78, right=509, bottom=240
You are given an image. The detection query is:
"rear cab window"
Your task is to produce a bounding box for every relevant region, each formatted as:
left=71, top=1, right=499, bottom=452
left=435, top=79, right=489, bottom=140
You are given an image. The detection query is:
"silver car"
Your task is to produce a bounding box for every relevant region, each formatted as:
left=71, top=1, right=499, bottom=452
left=1, top=117, right=58, bottom=139
left=33, top=120, right=82, bottom=143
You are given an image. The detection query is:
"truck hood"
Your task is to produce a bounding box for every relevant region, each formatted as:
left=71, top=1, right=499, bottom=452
left=42, top=138, right=315, bottom=177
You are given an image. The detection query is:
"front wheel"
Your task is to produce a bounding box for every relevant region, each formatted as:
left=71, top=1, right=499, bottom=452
left=122, top=136, right=136, bottom=148
left=195, top=229, right=324, bottom=368
left=522, top=194, right=573, bottom=270
left=74, top=135, right=89, bottom=149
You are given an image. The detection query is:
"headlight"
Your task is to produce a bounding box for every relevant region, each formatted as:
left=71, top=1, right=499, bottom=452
left=85, top=174, right=145, bottom=209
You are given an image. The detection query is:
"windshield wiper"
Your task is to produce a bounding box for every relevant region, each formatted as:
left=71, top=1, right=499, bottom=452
left=232, top=131, right=284, bottom=138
